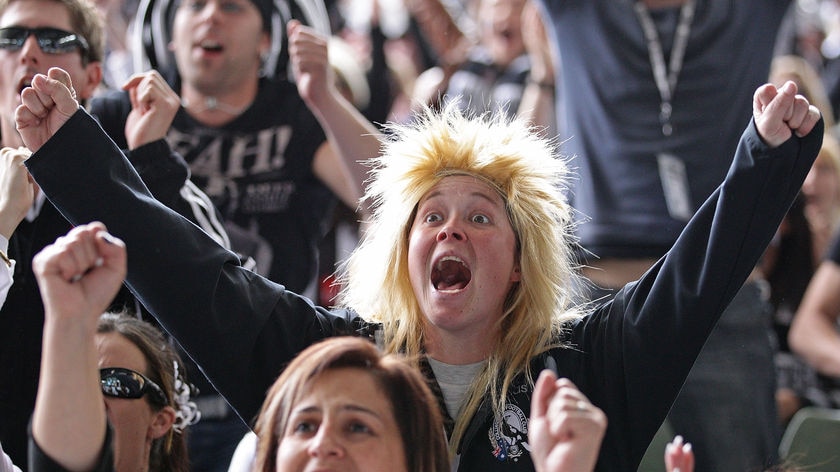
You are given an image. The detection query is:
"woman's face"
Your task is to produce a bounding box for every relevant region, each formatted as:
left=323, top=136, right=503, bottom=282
left=275, top=367, right=408, bottom=472
left=407, top=175, right=521, bottom=352
left=96, top=332, right=170, bottom=472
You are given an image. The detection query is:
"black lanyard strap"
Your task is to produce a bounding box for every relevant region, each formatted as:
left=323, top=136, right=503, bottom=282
left=633, top=0, right=696, bottom=136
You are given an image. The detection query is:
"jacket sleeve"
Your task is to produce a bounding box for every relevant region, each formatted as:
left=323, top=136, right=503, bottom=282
left=28, top=422, right=113, bottom=472
left=575, top=118, right=823, bottom=471
left=124, top=139, right=188, bottom=209
left=126, top=140, right=231, bottom=250
left=24, top=109, right=360, bottom=424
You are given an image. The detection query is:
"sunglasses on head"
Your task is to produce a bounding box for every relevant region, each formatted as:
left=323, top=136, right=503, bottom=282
left=0, top=26, right=89, bottom=55
left=100, top=367, right=168, bottom=406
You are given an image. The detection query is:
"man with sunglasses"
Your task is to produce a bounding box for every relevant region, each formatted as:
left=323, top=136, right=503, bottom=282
left=0, top=0, right=227, bottom=467
left=0, top=25, right=90, bottom=56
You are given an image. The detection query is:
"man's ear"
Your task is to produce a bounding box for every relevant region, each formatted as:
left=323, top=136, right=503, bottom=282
left=148, top=406, right=176, bottom=440
left=78, top=61, right=103, bottom=101
left=259, top=31, right=270, bottom=60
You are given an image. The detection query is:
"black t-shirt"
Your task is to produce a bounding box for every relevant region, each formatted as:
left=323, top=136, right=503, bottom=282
left=168, top=79, right=332, bottom=293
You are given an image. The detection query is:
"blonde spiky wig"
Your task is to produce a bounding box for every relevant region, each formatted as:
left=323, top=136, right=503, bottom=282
left=337, top=102, right=586, bottom=450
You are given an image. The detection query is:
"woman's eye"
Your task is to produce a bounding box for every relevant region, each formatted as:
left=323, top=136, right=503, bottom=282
left=424, top=213, right=442, bottom=223
left=471, top=214, right=490, bottom=224
left=293, top=421, right=316, bottom=434
left=348, top=422, right=372, bottom=434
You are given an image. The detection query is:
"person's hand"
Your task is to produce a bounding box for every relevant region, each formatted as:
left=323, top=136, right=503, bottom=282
left=0, top=147, right=37, bottom=239
left=753, top=81, right=821, bottom=148
left=33, top=222, right=126, bottom=327
left=522, top=0, right=553, bottom=85
left=288, top=19, right=334, bottom=107
left=529, top=371, right=607, bottom=472
left=122, top=70, right=181, bottom=149
left=664, top=435, right=694, bottom=472
left=14, top=67, right=79, bottom=153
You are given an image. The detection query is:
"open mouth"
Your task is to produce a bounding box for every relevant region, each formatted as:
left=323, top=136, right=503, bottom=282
left=431, top=256, right=472, bottom=291
left=198, top=39, right=223, bottom=53
left=17, top=77, right=32, bottom=96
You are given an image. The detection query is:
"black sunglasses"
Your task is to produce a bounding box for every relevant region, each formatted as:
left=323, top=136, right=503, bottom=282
left=0, top=26, right=89, bottom=54
left=100, top=367, right=168, bottom=406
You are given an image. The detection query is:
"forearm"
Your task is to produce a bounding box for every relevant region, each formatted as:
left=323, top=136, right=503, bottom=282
left=33, top=317, right=104, bottom=472
left=307, top=89, right=382, bottom=198
left=790, top=315, right=840, bottom=377
left=517, top=81, right=556, bottom=132
left=789, top=261, right=840, bottom=377
left=519, top=0, right=556, bottom=130
left=0, top=208, right=23, bottom=243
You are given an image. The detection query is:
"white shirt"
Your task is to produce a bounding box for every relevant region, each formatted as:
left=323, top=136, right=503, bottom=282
left=0, top=233, right=14, bottom=309
left=0, top=192, right=45, bottom=309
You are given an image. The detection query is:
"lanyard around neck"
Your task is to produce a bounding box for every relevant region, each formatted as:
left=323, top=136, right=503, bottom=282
left=633, top=0, right=696, bottom=136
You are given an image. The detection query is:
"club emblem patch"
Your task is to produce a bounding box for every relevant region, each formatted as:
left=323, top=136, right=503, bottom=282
left=489, top=403, right=530, bottom=462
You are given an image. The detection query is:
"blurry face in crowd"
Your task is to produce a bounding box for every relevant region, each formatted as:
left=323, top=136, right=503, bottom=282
left=274, top=367, right=408, bottom=472
left=171, top=0, right=269, bottom=96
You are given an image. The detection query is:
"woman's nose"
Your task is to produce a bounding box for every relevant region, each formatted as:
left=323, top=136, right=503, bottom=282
left=307, top=424, right=345, bottom=459
left=436, top=223, right=465, bottom=242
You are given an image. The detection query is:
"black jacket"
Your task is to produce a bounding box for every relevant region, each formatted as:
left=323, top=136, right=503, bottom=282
left=25, top=110, right=822, bottom=471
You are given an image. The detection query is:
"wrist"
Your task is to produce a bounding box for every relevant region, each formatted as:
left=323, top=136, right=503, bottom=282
left=527, top=77, right=554, bottom=92
left=306, top=86, right=347, bottom=119
left=0, top=213, right=23, bottom=242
